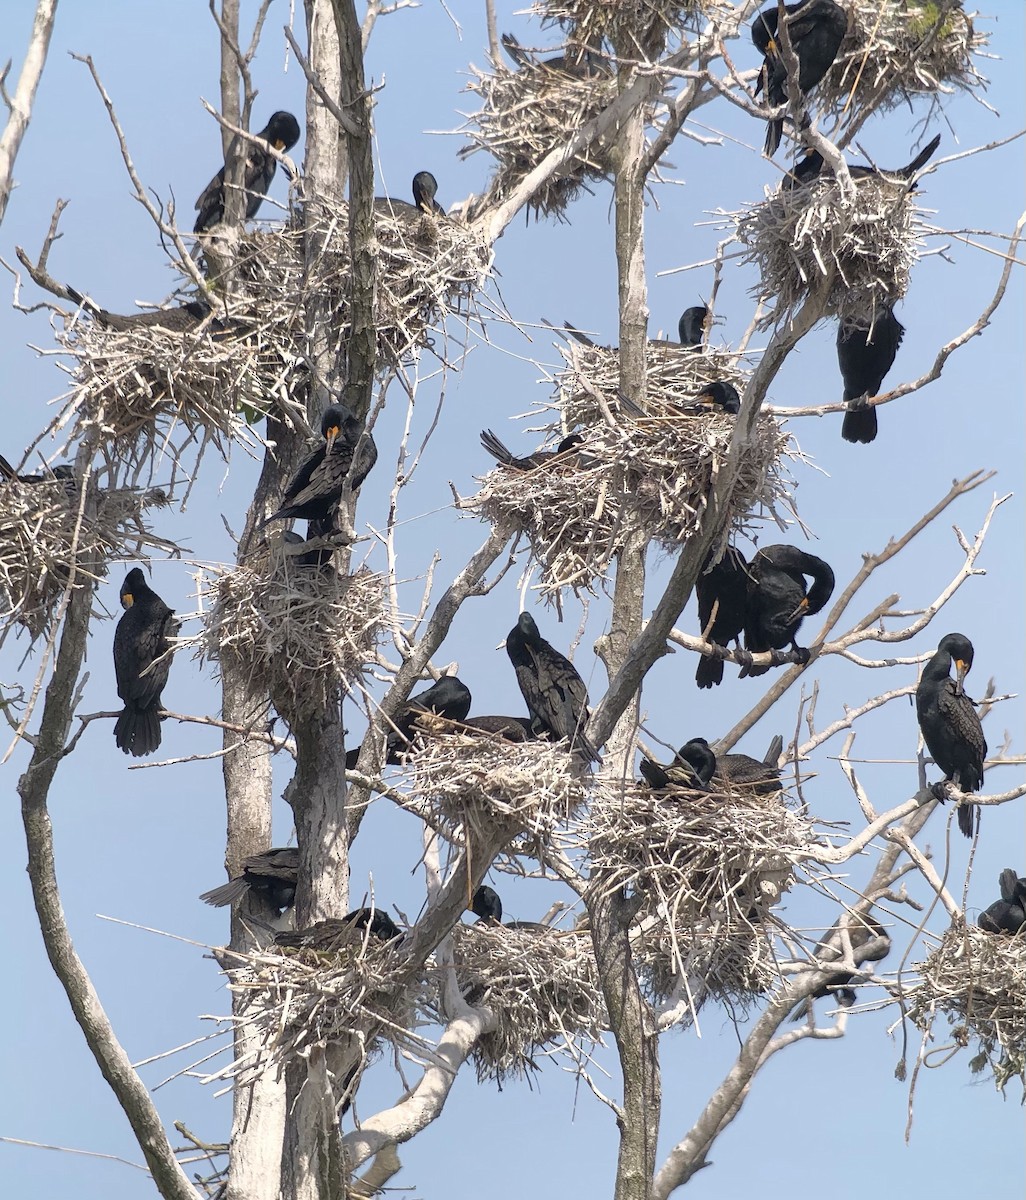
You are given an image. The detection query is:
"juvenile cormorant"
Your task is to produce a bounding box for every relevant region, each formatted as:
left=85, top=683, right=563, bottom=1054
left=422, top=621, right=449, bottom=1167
left=678, top=306, right=710, bottom=349
left=742, top=545, right=834, bottom=676
left=479, top=430, right=583, bottom=471
left=695, top=546, right=750, bottom=689
left=978, top=869, right=1026, bottom=935
left=199, top=847, right=299, bottom=911
left=264, top=404, right=377, bottom=527
left=374, top=171, right=445, bottom=217
left=752, top=0, right=847, bottom=156
left=113, top=568, right=178, bottom=757
left=345, top=674, right=473, bottom=769
left=837, top=307, right=905, bottom=444
left=194, top=111, right=301, bottom=233
left=916, top=632, right=987, bottom=839
left=506, top=612, right=598, bottom=763
left=275, top=908, right=402, bottom=951
left=640, top=737, right=717, bottom=791
left=689, top=381, right=741, bottom=415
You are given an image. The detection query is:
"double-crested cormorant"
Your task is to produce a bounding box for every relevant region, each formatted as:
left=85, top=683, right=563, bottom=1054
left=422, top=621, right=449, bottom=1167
left=470, top=885, right=551, bottom=931
left=374, top=171, right=445, bottom=217
left=689, top=381, right=741, bottom=415
left=479, top=430, right=584, bottom=471
left=715, top=748, right=783, bottom=797
left=264, top=405, right=377, bottom=527
left=199, top=847, right=299, bottom=911
left=791, top=911, right=890, bottom=1018
left=500, top=31, right=608, bottom=78
left=66, top=286, right=216, bottom=333
left=678, top=306, right=710, bottom=349
left=783, top=133, right=941, bottom=192
left=275, top=908, right=403, bottom=951
left=345, top=674, right=473, bottom=769
left=459, top=714, right=536, bottom=743
left=752, top=0, right=847, bottom=156
left=0, top=452, right=74, bottom=484
left=695, top=546, right=750, bottom=689
left=194, top=111, right=301, bottom=233
left=640, top=736, right=717, bottom=791
left=837, top=308, right=905, bottom=445
left=742, top=545, right=834, bottom=676
left=113, top=568, right=178, bottom=757
left=978, top=869, right=1026, bottom=935
left=916, top=632, right=987, bottom=839
left=506, top=612, right=598, bottom=762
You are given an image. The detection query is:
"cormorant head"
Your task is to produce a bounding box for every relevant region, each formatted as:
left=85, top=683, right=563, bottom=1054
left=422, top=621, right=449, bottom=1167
left=556, top=434, right=585, bottom=454
left=412, top=171, right=441, bottom=213
left=471, top=885, right=502, bottom=924
left=263, top=111, right=301, bottom=153
left=693, top=381, right=740, bottom=414
left=120, top=567, right=148, bottom=610
left=516, top=611, right=540, bottom=643
left=997, top=869, right=1020, bottom=903
left=320, top=404, right=354, bottom=451
left=678, top=306, right=710, bottom=347
left=937, top=632, right=974, bottom=695
left=675, top=737, right=717, bottom=786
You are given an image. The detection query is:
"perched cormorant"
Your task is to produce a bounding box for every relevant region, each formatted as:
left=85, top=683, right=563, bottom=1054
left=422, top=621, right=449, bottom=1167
left=469, top=885, right=550, bottom=931
left=199, top=847, right=299, bottom=911
left=500, top=31, right=608, bottom=78
left=678, top=306, right=710, bottom=349
left=640, top=737, right=717, bottom=791
left=506, top=612, right=598, bottom=763
left=458, top=714, right=536, bottom=743
left=742, top=545, right=834, bottom=676
left=916, top=632, right=987, bottom=839
left=752, top=0, right=847, bottom=156
left=66, top=286, right=216, bottom=333
left=275, top=908, right=402, bottom=951
left=264, top=405, right=377, bottom=527
left=978, top=869, right=1026, bottom=935
left=479, top=430, right=583, bottom=471
left=194, top=111, right=301, bottom=233
left=374, top=171, right=445, bottom=217
left=783, top=133, right=941, bottom=192
left=837, top=308, right=905, bottom=445
left=695, top=546, right=751, bottom=689
left=113, top=568, right=178, bottom=757
left=791, top=912, right=890, bottom=1018
left=345, top=674, right=473, bottom=769
left=689, top=381, right=741, bottom=415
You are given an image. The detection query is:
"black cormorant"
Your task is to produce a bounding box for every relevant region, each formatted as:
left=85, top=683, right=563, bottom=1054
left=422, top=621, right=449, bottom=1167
left=689, top=381, right=741, bottom=415
left=113, top=568, right=178, bottom=757
left=916, top=632, right=987, bottom=839
left=479, top=430, right=584, bottom=471
left=678, top=306, right=710, bottom=349
left=0, top=452, right=74, bottom=484
left=752, top=0, right=847, bottom=156
left=500, top=31, right=608, bottom=78
left=194, top=111, right=301, bottom=233
left=275, top=908, right=402, bottom=951
left=345, top=674, right=473, bottom=769
left=506, top=612, right=598, bottom=762
left=742, top=545, right=834, bottom=676
left=459, top=714, right=536, bottom=743
left=470, top=885, right=550, bottom=931
left=715, top=749, right=783, bottom=797
left=783, top=134, right=941, bottom=192
left=640, top=737, right=717, bottom=791
left=374, top=171, right=445, bottom=217
left=791, top=912, right=890, bottom=1018
left=978, top=869, right=1026, bottom=935
left=199, top=847, right=299, bottom=911
left=66, top=286, right=217, bottom=333
left=695, top=546, right=750, bottom=688
left=837, top=307, right=905, bottom=445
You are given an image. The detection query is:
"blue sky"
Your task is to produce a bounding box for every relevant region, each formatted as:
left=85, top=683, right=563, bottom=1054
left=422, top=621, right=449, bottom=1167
left=1, top=2, right=1023, bottom=1196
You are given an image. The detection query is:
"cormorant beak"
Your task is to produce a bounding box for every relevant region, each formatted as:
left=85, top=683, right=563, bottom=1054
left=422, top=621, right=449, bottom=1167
left=325, top=425, right=340, bottom=452
left=121, top=592, right=134, bottom=609
left=787, top=597, right=810, bottom=622
left=954, top=658, right=969, bottom=696
left=273, top=139, right=287, bottom=151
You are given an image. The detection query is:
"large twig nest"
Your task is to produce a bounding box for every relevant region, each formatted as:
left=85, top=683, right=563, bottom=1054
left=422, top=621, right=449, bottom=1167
left=734, top=172, right=928, bottom=327
left=195, top=546, right=384, bottom=721
left=536, top=0, right=706, bottom=51
left=449, top=922, right=606, bottom=1083
left=0, top=476, right=171, bottom=644
left=907, top=925, right=1026, bottom=1093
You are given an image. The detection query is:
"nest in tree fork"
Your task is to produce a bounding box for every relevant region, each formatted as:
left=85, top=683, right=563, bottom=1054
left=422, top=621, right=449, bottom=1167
left=586, top=783, right=815, bottom=1006
left=535, top=0, right=706, bottom=53
left=448, top=922, right=607, bottom=1083
left=195, top=546, right=384, bottom=721
left=907, top=925, right=1026, bottom=1094
left=734, top=171, right=928, bottom=327
left=0, top=476, right=171, bottom=645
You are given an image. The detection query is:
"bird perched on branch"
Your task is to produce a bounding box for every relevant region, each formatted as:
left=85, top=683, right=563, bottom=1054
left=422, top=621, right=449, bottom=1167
left=506, top=612, right=598, bottom=763
left=790, top=911, right=890, bottom=1018
left=194, top=110, right=301, bottom=233
left=640, top=737, right=717, bottom=791
left=783, top=133, right=941, bottom=192
left=695, top=546, right=751, bottom=688
left=480, top=430, right=583, bottom=471
left=836, top=307, right=905, bottom=445
left=275, top=908, right=403, bottom=951
left=264, top=405, right=377, bottom=528
left=199, top=847, right=299, bottom=912
left=345, top=674, right=473, bottom=769
left=374, top=171, right=445, bottom=217
left=752, top=0, right=847, bottom=156
left=742, top=545, right=834, bottom=676
left=978, top=869, right=1026, bottom=935
left=916, top=632, right=987, bottom=839
left=113, top=568, right=178, bottom=757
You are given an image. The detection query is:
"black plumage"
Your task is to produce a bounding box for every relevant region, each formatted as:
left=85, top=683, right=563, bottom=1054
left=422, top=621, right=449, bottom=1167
left=66, top=286, right=216, bottom=333
left=678, top=306, right=710, bottom=349
left=916, top=632, right=987, bottom=839
left=459, top=714, right=536, bottom=743
left=374, top=171, right=445, bottom=217
left=742, top=545, right=834, bottom=677
left=783, top=133, right=941, bottom=192
left=715, top=750, right=783, bottom=797
left=837, top=307, right=905, bottom=444
left=978, top=869, right=1026, bottom=935
left=640, top=737, right=717, bottom=792
left=500, top=31, right=608, bottom=78
left=345, top=674, right=473, bottom=769
left=113, top=568, right=178, bottom=757
left=264, top=405, right=377, bottom=527
left=689, top=381, right=740, bottom=415
left=470, top=885, right=549, bottom=931
left=194, top=111, right=301, bottom=233
left=199, top=847, right=299, bottom=911
left=480, top=430, right=583, bottom=471
left=275, top=908, right=402, bottom=951
left=695, top=546, right=750, bottom=688
left=0, top=452, right=74, bottom=484
left=506, top=612, right=598, bottom=762
left=752, top=0, right=847, bottom=156
left=791, top=912, right=890, bottom=1018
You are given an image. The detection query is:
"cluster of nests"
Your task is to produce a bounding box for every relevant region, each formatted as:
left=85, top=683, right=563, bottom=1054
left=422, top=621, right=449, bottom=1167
left=472, top=339, right=791, bottom=597
left=907, top=924, right=1026, bottom=1093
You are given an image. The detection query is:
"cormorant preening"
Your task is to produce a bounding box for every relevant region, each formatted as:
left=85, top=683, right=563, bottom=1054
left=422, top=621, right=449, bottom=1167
left=113, top=568, right=178, bottom=757
left=837, top=307, right=905, bottom=445
left=752, top=0, right=847, bottom=156
left=783, top=134, right=941, bottom=192
left=695, top=546, right=750, bottom=688
left=791, top=912, right=890, bottom=1018
left=916, top=632, right=987, bottom=839
left=978, top=869, right=1026, bottom=935
left=678, top=306, right=710, bottom=349
left=506, top=612, right=598, bottom=763
left=264, top=405, right=377, bottom=527
left=194, top=111, right=301, bottom=233
left=345, top=674, right=473, bottom=769
left=374, top=171, right=445, bottom=217
left=275, top=908, right=402, bottom=951
left=479, top=430, right=583, bottom=471
left=690, top=381, right=741, bottom=415
left=640, top=736, right=717, bottom=792
left=742, top=545, right=834, bottom=676
left=199, top=847, right=299, bottom=911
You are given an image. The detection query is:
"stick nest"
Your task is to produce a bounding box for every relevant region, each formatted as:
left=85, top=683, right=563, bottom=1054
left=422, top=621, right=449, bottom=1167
left=460, top=61, right=618, bottom=220
left=0, top=477, right=171, bottom=644
left=586, top=784, right=814, bottom=1004
left=450, top=922, right=606, bottom=1083
left=534, top=0, right=706, bottom=50
left=196, top=547, right=384, bottom=721
left=734, top=173, right=927, bottom=327
left=907, top=925, right=1026, bottom=1093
